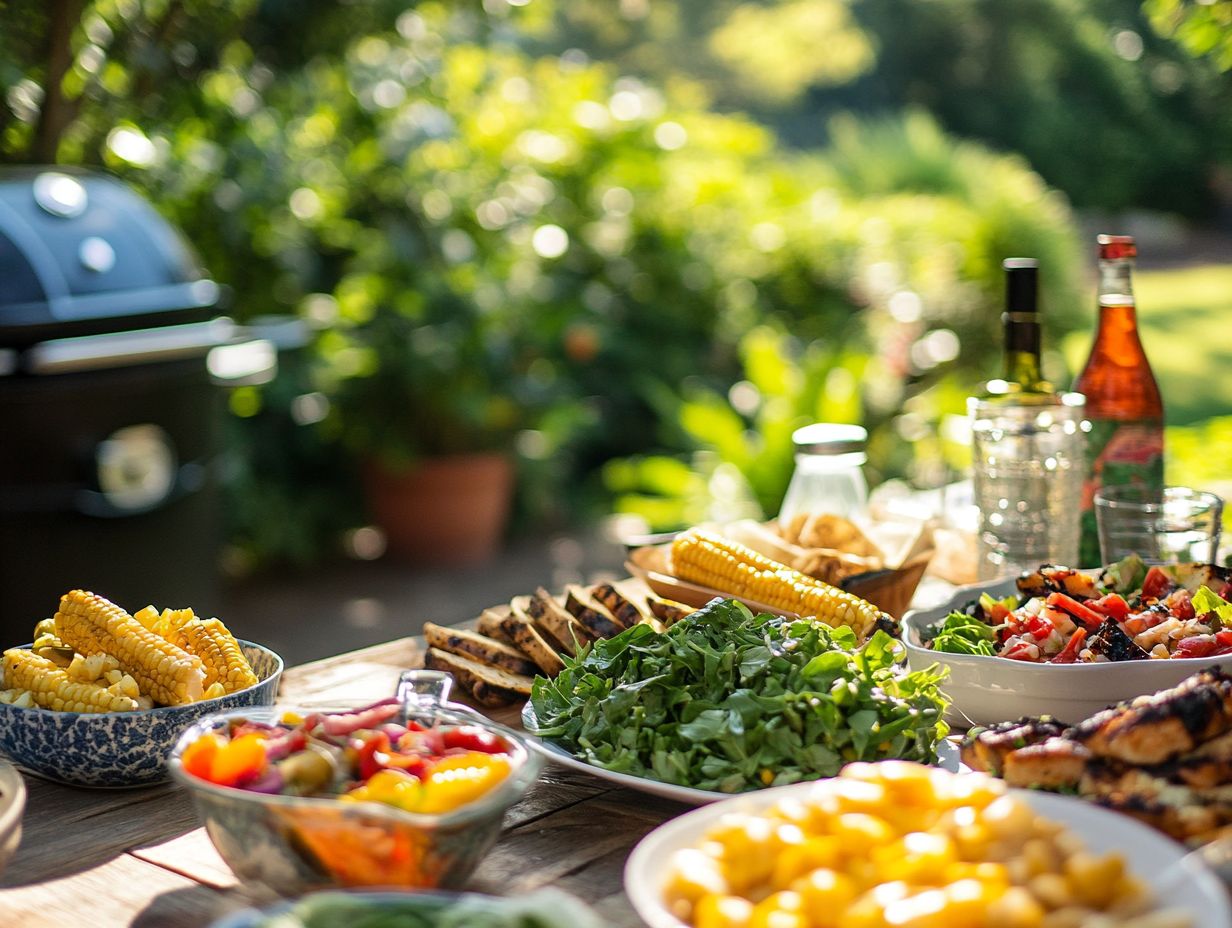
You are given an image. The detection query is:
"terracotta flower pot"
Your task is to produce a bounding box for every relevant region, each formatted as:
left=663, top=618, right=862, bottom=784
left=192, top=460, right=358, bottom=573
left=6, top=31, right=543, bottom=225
left=361, top=453, right=514, bottom=566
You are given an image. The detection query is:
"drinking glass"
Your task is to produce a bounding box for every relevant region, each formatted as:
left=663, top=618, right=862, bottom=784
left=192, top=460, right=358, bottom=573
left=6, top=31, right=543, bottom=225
left=1095, top=485, right=1224, bottom=565
left=970, top=393, right=1087, bottom=580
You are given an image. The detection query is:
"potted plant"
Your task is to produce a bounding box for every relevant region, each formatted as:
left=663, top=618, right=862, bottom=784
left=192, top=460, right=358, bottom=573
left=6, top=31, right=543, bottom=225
left=317, top=277, right=534, bottom=567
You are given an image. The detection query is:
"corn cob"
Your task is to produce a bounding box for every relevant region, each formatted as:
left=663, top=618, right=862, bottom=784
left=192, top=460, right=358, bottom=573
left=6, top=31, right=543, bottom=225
left=54, top=590, right=206, bottom=706
left=2, top=648, right=139, bottom=713
left=170, top=618, right=257, bottom=694
left=669, top=528, right=887, bottom=639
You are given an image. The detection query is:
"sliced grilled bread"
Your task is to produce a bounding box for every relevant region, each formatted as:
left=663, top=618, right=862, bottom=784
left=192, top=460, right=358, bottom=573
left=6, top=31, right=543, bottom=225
left=423, top=647, right=532, bottom=707
left=478, top=607, right=514, bottom=645
left=526, top=588, right=594, bottom=655
left=564, top=585, right=625, bottom=639
left=423, top=622, right=538, bottom=678
left=647, top=596, right=695, bottom=626
left=499, top=609, right=566, bottom=677
left=589, top=582, right=645, bottom=629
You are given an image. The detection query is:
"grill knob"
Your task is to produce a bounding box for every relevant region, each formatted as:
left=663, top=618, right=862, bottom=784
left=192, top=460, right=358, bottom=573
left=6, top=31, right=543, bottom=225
left=79, top=236, right=116, bottom=273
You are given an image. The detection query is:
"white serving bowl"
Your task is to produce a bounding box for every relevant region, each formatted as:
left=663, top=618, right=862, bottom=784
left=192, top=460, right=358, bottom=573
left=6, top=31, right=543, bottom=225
left=902, top=577, right=1232, bottom=727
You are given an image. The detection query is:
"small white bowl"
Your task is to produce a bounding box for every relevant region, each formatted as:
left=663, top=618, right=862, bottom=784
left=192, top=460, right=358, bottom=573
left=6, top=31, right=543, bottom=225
left=902, top=578, right=1232, bottom=727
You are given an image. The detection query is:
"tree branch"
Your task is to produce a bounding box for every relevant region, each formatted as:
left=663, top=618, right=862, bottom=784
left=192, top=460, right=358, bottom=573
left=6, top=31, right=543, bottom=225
left=31, top=0, right=83, bottom=163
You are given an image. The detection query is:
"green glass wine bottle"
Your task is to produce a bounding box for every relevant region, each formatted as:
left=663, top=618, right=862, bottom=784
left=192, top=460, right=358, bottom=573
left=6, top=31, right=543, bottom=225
left=979, top=258, right=1054, bottom=401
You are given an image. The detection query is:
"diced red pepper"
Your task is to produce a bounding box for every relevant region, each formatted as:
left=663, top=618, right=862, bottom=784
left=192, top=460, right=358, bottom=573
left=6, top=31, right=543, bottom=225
left=988, top=602, right=1012, bottom=623
left=1088, top=594, right=1130, bottom=621
left=357, top=732, right=392, bottom=781
left=1046, top=593, right=1104, bottom=630
left=1003, top=641, right=1039, bottom=661
left=1049, top=628, right=1088, bottom=664
left=1141, top=566, right=1174, bottom=601
left=440, top=726, right=507, bottom=755
left=1175, top=635, right=1218, bottom=659
left=1023, top=614, right=1053, bottom=641
left=1167, top=589, right=1196, bottom=620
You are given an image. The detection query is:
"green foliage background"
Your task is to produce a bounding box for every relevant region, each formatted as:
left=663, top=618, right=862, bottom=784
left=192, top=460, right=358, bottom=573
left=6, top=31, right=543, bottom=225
left=0, top=0, right=1226, bottom=563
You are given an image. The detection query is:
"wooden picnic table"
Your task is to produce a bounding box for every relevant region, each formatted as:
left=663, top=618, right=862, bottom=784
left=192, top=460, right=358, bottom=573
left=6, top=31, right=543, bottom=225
left=0, top=633, right=685, bottom=928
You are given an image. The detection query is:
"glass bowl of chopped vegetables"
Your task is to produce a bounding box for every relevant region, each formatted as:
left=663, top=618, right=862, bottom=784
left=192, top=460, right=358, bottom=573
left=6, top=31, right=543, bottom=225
left=902, top=560, right=1232, bottom=726
left=169, top=670, right=542, bottom=895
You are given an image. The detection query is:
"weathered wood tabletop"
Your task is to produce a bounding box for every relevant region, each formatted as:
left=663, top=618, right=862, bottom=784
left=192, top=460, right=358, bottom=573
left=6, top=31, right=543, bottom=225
left=0, top=634, right=684, bottom=927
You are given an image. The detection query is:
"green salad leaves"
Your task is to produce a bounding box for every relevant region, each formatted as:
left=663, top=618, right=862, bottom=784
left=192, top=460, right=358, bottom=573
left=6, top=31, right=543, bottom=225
left=1193, top=585, right=1232, bottom=626
left=927, top=612, right=998, bottom=656
left=529, top=599, right=949, bottom=793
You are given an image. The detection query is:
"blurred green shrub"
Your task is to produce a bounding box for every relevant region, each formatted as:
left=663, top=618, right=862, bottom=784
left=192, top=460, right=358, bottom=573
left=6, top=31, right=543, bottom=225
left=0, top=1, right=1085, bottom=566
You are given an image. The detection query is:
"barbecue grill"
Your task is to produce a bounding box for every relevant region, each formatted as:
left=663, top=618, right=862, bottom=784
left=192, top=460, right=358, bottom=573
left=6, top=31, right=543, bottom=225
left=0, top=167, right=274, bottom=636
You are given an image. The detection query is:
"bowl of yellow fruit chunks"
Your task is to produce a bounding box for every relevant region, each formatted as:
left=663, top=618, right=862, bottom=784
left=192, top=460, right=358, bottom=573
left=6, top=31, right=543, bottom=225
left=0, top=589, right=282, bottom=787
left=627, top=761, right=1228, bottom=928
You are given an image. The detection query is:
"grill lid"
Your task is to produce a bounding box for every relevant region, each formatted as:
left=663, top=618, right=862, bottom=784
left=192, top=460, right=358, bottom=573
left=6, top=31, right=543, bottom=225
left=0, top=167, right=220, bottom=345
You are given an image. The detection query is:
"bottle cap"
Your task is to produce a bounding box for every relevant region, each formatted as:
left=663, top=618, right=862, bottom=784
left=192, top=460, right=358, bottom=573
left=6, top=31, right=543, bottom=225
left=1003, top=258, right=1039, bottom=314
left=1097, top=234, right=1136, bottom=260
left=791, top=423, right=867, bottom=456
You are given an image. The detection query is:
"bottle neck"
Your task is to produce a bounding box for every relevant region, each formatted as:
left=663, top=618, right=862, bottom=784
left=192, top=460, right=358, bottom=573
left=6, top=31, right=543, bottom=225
left=1097, top=259, right=1136, bottom=317
left=1003, top=310, right=1041, bottom=383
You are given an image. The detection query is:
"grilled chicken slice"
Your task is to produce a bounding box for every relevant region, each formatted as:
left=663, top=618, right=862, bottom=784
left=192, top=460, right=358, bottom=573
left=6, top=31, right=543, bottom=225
left=1070, top=669, right=1232, bottom=765
left=1171, top=730, right=1232, bottom=789
left=1016, top=565, right=1100, bottom=601
left=960, top=717, right=1071, bottom=776
left=1002, top=738, right=1090, bottom=790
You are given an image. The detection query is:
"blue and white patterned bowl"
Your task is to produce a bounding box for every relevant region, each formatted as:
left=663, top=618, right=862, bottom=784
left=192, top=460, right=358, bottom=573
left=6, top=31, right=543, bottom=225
left=0, top=641, right=282, bottom=788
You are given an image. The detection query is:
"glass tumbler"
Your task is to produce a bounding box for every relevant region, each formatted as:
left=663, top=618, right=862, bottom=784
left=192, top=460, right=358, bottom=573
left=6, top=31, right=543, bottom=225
left=970, top=393, right=1087, bottom=580
left=1095, top=485, right=1224, bottom=565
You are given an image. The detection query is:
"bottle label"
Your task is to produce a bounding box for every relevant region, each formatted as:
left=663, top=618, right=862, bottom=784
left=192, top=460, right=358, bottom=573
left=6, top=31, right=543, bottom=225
left=1078, top=418, right=1165, bottom=567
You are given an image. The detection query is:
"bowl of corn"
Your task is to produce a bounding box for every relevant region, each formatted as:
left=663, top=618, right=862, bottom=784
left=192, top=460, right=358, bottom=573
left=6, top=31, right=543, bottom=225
left=626, top=760, right=1228, bottom=928
left=0, top=590, right=282, bottom=788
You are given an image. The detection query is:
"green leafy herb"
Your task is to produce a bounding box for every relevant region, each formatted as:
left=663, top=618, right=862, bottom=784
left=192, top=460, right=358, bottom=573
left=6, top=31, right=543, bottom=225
left=927, top=612, right=998, bottom=656
left=1193, top=585, right=1232, bottom=626
left=1103, top=554, right=1147, bottom=595
left=528, top=599, right=949, bottom=793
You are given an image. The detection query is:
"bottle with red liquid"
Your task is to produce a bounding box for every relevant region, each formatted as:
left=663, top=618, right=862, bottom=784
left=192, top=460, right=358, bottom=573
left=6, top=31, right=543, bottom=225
left=1073, top=234, right=1165, bottom=566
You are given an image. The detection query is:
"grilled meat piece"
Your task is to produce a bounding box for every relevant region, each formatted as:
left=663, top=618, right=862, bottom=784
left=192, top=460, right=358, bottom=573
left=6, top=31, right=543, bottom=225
left=960, top=716, right=1071, bottom=776
left=1002, top=737, right=1090, bottom=790
left=1086, top=617, right=1150, bottom=662
left=1016, top=565, right=1100, bottom=601
left=1070, top=669, right=1232, bottom=765
left=1156, top=730, right=1232, bottom=789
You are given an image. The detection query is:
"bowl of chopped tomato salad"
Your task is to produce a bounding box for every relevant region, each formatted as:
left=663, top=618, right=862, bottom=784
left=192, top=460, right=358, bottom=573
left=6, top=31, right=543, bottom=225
left=169, top=670, right=541, bottom=894
left=903, top=559, right=1232, bottom=726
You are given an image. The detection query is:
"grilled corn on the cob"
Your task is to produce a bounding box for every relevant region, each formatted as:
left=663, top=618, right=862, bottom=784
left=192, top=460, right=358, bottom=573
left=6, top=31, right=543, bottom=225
left=54, top=590, right=206, bottom=706
left=670, top=528, right=887, bottom=639
left=2, top=647, right=139, bottom=712
left=172, top=618, right=257, bottom=694
left=136, top=606, right=257, bottom=695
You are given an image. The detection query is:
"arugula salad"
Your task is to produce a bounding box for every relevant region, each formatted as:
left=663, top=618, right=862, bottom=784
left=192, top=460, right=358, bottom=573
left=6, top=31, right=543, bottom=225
left=528, top=598, right=949, bottom=793
left=924, top=558, right=1232, bottom=663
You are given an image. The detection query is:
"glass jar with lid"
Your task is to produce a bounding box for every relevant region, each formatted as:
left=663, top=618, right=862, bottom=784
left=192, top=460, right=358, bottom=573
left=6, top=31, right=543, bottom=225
left=778, top=423, right=869, bottom=522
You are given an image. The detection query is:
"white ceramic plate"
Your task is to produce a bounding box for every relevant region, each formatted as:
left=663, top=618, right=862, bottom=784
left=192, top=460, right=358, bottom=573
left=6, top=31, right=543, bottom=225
left=903, top=577, right=1232, bottom=727
left=625, top=780, right=1232, bottom=928
left=521, top=702, right=959, bottom=806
